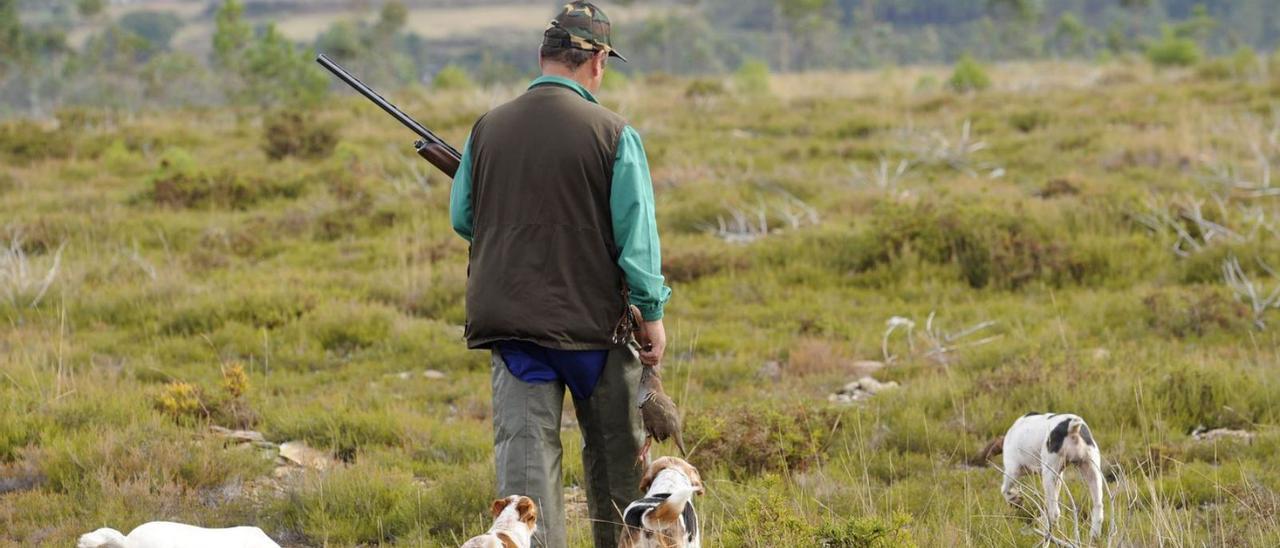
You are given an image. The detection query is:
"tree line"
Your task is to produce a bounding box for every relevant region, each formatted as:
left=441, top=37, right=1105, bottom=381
left=1, top=0, right=1277, bottom=114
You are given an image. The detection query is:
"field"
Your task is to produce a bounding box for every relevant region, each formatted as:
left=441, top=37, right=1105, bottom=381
left=3, top=59, right=1280, bottom=546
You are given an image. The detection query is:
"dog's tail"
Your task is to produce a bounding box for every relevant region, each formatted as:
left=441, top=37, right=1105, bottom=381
left=644, top=486, right=696, bottom=527
left=77, top=528, right=130, bottom=548
left=973, top=435, right=1004, bottom=465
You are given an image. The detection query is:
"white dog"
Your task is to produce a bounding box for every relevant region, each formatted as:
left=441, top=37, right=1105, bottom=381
left=992, top=412, right=1104, bottom=538
left=620, top=456, right=704, bottom=548
left=460, top=495, right=539, bottom=548
left=77, top=522, right=280, bottom=548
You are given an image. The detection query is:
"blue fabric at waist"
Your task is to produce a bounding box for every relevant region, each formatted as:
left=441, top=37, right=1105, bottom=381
left=496, top=340, right=609, bottom=400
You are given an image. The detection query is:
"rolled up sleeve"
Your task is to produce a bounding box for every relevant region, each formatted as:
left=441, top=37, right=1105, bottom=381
left=610, top=125, right=671, bottom=321
left=449, top=134, right=475, bottom=242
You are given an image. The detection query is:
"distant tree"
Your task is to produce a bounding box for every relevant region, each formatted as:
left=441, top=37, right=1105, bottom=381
left=119, top=11, right=184, bottom=50
left=0, top=0, right=24, bottom=68
left=1147, top=27, right=1202, bottom=67
left=432, top=64, right=475, bottom=90
left=985, top=0, right=1041, bottom=59
left=1172, top=4, right=1216, bottom=45
left=213, top=0, right=252, bottom=70
left=1054, top=12, right=1088, bottom=57
left=315, top=20, right=363, bottom=60
left=239, top=24, right=328, bottom=107
left=76, top=0, right=105, bottom=17
left=948, top=53, right=991, bottom=92
left=375, top=1, right=409, bottom=37
left=734, top=57, right=771, bottom=95
left=774, top=0, right=834, bottom=70
left=476, top=51, right=525, bottom=86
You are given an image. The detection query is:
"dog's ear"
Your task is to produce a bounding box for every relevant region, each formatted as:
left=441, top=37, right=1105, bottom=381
left=639, top=458, right=666, bottom=492
left=491, top=498, right=510, bottom=518
left=515, top=496, right=538, bottom=529
left=678, top=459, right=705, bottom=495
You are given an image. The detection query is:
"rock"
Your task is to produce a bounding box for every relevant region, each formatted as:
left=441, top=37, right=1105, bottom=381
left=278, top=441, right=338, bottom=471
left=1191, top=428, right=1254, bottom=442
left=757, top=360, right=783, bottom=382
left=423, top=369, right=446, bottom=380
left=210, top=425, right=268, bottom=446
left=829, top=376, right=899, bottom=404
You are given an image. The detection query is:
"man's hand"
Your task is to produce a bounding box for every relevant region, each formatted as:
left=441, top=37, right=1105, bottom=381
left=638, top=319, right=666, bottom=366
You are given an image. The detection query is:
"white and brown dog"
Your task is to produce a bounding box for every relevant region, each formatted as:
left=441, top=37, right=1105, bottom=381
left=987, top=412, right=1104, bottom=538
left=620, top=456, right=704, bottom=548
left=77, top=522, right=280, bottom=548
left=461, top=495, right=538, bottom=548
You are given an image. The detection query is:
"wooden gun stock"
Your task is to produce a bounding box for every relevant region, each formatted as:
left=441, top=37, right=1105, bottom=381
left=415, top=140, right=460, bottom=178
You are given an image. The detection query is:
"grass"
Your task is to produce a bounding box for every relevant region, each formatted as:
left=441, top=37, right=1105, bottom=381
left=2, top=59, right=1280, bottom=546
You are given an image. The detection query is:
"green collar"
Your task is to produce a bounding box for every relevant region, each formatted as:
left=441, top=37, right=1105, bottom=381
left=528, top=75, right=598, bottom=104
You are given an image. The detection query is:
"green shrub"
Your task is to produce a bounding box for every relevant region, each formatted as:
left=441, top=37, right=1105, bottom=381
left=817, top=513, right=917, bottom=548
left=684, top=404, right=839, bottom=479
left=0, top=412, right=43, bottom=462
left=1008, top=110, right=1052, bottom=133
left=1147, top=29, right=1202, bottom=67
left=914, top=75, right=939, bottom=92
left=1155, top=461, right=1233, bottom=508
left=1154, top=365, right=1270, bottom=431
left=277, top=464, right=425, bottom=545
left=265, top=405, right=406, bottom=453
left=734, top=58, right=771, bottom=95
left=685, top=79, right=726, bottom=98
left=261, top=109, right=338, bottom=160
left=837, top=200, right=1081, bottom=290
left=1141, top=287, right=1250, bottom=338
left=433, top=64, right=475, bottom=90
left=720, top=479, right=815, bottom=547
left=947, top=54, right=991, bottom=92
left=101, top=140, right=144, bottom=173
left=300, top=301, right=395, bottom=353
left=149, top=168, right=305, bottom=209
left=0, top=120, right=65, bottom=161
left=601, top=69, right=631, bottom=91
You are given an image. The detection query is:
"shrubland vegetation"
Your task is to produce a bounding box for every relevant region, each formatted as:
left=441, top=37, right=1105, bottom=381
left=3, top=48, right=1280, bottom=545
left=2, top=0, right=1280, bottom=547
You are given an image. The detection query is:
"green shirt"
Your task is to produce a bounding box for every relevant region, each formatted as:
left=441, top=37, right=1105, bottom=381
left=450, top=75, right=672, bottom=321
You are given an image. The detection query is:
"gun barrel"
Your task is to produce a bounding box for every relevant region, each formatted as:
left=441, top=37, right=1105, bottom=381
left=315, top=53, right=461, bottom=159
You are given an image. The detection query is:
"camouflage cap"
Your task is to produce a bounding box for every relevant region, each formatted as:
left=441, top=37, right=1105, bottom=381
left=543, top=1, right=628, bottom=62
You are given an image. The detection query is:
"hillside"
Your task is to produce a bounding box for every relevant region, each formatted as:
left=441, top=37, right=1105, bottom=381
left=2, top=61, right=1280, bottom=546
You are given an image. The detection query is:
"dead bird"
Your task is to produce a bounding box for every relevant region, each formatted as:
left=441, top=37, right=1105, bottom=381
left=638, top=365, right=686, bottom=463
left=629, top=304, right=687, bottom=463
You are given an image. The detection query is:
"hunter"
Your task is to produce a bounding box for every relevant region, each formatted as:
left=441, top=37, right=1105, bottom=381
left=448, top=2, right=671, bottom=547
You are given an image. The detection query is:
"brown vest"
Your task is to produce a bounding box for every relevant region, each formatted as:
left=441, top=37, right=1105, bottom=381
left=463, top=83, right=628, bottom=350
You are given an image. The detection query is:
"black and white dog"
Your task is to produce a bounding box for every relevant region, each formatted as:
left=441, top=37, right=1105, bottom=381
left=620, top=457, right=703, bottom=548
left=989, top=413, right=1104, bottom=538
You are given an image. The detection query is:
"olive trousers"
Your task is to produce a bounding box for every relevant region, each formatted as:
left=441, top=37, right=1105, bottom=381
left=491, top=347, right=645, bottom=548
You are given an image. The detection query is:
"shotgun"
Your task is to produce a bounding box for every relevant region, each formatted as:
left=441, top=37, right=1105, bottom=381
left=315, top=53, right=462, bottom=178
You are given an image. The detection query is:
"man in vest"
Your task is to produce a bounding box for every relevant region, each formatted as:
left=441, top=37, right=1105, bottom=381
left=449, top=3, right=671, bottom=546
